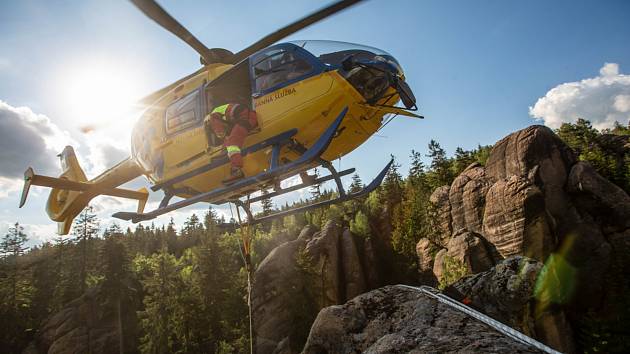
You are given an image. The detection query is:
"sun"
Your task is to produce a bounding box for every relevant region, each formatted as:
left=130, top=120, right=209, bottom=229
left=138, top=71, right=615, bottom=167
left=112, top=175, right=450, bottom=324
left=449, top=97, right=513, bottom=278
left=62, top=60, right=144, bottom=133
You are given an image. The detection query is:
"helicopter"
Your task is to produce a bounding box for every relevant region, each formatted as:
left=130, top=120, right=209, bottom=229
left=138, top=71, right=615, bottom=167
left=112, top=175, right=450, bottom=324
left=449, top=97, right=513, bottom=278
left=19, top=0, right=421, bottom=235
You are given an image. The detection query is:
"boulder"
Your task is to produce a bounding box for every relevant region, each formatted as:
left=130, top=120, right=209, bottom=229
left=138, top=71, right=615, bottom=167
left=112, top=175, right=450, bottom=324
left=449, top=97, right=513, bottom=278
left=415, top=238, right=435, bottom=274
left=432, top=249, right=448, bottom=285
left=451, top=256, right=575, bottom=353
left=415, top=238, right=438, bottom=285
left=446, top=230, right=496, bottom=274
left=302, top=285, right=541, bottom=353
left=482, top=176, right=554, bottom=261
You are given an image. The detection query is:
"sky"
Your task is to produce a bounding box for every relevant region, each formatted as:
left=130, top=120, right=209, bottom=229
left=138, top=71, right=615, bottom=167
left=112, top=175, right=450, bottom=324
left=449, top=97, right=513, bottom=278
left=1, top=0, right=629, bottom=246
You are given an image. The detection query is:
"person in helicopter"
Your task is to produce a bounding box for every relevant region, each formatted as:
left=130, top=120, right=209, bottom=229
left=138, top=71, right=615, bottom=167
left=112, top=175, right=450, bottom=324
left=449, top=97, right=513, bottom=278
left=204, top=103, right=258, bottom=183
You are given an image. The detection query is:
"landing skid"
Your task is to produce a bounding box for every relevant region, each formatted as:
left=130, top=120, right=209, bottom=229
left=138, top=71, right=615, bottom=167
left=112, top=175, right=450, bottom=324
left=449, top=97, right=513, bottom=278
left=112, top=107, right=392, bottom=225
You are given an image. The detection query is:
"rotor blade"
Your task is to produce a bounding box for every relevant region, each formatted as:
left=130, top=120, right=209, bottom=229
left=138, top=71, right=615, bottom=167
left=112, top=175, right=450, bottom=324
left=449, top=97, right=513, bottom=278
left=130, top=0, right=220, bottom=64
left=231, top=0, right=362, bottom=63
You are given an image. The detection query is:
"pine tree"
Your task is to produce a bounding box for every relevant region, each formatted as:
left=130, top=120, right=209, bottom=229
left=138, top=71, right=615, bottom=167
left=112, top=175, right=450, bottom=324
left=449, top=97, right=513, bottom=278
left=52, top=235, right=80, bottom=309
left=381, top=155, right=403, bottom=206
left=260, top=189, right=274, bottom=216
left=0, top=223, right=32, bottom=352
left=100, top=237, right=133, bottom=354
left=1, top=222, right=29, bottom=309
left=426, top=139, right=453, bottom=189
left=134, top=249, right=180, bottom=353
left=309, top=168, right=322, bottom=201
left=409, top=149, right=425, bottom=182
left=349, top=173, right=364, bottom=193
left=29, top=246, right=55, bottom=322
left=71, top=206, right=100, bottom=293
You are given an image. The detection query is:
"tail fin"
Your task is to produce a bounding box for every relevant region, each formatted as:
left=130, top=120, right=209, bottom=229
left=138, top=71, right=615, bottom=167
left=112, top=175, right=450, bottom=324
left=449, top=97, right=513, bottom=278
left=20, top=146, right=147, bottom=235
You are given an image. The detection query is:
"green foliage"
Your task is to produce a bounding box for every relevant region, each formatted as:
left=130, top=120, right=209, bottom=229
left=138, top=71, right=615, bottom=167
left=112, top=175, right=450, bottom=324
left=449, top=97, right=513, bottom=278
left=438, top=255, right=469, bottom=290
left=556, top=118, right=630, bottom=193
left=350, top=211, right=371, bottom=239
left=0, top=222, right=33, bottom=352
left=287, top=247, right=320, bottom=352
left=12, top=120, right=630, bottom=352
left=260, top=189, right=274, bottom=216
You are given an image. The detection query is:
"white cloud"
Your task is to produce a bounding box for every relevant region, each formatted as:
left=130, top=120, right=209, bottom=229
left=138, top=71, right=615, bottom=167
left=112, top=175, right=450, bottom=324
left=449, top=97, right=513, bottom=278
left=529, top=63, right=630, bottom=130
left=0, top=177, right=21, bottom=199
left=0, top=100, right=76, bottom=181
left=81, top=135, right=130, bottom=177
left=600, top=63, right=619, bottom=77
left=0, top=221, right=57, bottom=248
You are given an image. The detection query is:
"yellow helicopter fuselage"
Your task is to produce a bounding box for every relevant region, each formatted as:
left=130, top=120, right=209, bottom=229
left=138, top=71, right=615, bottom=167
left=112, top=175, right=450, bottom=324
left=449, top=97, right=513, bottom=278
left=22, top=40, right=418, bottom=234
left=132, top=41, right=410, bottom=200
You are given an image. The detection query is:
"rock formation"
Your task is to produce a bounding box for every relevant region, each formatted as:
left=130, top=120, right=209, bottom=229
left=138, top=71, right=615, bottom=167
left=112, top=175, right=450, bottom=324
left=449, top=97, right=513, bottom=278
left=416, top=124, right=629, bottom=352
left=302, top=285, right=541, bottom=354
left=252, top=220, right=384, bottom=354
left=450, top=256, right=575, bottom=353
left=23, top=285, right=138, bottom=354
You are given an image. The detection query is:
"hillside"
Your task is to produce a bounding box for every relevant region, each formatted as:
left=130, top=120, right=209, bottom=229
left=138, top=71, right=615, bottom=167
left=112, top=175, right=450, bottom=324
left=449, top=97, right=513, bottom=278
left=1, top=119, right=628, bottom=353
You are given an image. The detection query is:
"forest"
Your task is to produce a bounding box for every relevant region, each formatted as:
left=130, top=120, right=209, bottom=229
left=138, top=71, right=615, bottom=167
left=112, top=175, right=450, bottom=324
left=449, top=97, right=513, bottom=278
left=1, top=119, right=628, bottom=353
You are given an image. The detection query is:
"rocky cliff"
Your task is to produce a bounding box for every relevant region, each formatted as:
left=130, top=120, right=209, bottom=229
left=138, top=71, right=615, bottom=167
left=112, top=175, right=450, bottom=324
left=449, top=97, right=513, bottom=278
left=303, top=284, right=540, bottom=354
left=255, top=125, right=628, bottom=353
left=414, top=125, right=629, bottom=352
left=252, top=221, right=387, bottom=353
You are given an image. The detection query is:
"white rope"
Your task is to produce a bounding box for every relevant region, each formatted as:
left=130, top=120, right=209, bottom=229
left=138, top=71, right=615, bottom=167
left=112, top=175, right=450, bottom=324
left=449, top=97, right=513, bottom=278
left=247, top=270, right=254, bottom=354
left=395, top=285, right=562, bottom=354
left=233, top=202, right=254, bottom=354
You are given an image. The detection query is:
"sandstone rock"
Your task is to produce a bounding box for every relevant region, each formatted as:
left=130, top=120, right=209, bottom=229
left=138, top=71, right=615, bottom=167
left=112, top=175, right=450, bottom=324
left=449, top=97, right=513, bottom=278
left=449, top=164, right=491, bottom=234
left=446, top=230, right=496, bottom=274
left=485, top=125, right=578, bottom=228
left=27, top=286, right=128, bottom=354
left=362, top=237, right=381, bottom=289
left=451, top=256, right=575, bottom=353
left=567, top=161, right=630, bottom=232
left=415, top=238, right=438, bottom=285
left=549, top=223, right=611, bottom=311
left=254, top=222, right=374, bottom=354
left=253, top=226, right=316, bottom=354
left=302, top=285, right=540, bottom=353
left=341, top=229, right=366, bottom=300
left=482, top=176, right=554, bottom=261
left=429, top=185, right=452, bottom=246
left=415, top=238, right=435, bottom=273
left=432, top=249, right=448, bottom=284
left=304, top=222, right=343, bottom=306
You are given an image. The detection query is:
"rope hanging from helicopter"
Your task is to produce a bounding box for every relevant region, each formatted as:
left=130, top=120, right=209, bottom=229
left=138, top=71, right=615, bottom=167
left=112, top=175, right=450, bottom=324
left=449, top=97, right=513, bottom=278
left=230, top=200, right=255, bottom=354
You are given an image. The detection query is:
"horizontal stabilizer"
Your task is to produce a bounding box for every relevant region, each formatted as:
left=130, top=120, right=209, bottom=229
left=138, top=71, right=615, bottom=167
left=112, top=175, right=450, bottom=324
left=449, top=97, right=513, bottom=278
left=20, top=168, right=149, bottom=208
left=20, top=145, right=145, bottom=235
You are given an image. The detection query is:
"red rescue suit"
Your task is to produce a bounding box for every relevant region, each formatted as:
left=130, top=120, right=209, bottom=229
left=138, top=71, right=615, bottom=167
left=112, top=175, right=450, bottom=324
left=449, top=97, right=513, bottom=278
left=206, top=103, right=258, bottom=174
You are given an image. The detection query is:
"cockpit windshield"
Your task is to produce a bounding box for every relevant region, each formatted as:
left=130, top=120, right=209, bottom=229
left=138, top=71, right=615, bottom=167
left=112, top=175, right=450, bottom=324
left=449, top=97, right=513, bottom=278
left=289, top=40, right=403, bottom=75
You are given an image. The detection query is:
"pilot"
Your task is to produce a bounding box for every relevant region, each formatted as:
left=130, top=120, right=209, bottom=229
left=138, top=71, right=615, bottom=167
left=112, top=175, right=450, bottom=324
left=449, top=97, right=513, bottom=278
left=205, top=103, right=258, bottom=183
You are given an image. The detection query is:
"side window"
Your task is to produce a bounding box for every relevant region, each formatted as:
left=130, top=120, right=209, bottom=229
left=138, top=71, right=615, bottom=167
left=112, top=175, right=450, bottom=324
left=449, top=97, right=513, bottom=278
left=253, top=49, right=313, bottom=93
left=165, top=89, right=199, bottom=134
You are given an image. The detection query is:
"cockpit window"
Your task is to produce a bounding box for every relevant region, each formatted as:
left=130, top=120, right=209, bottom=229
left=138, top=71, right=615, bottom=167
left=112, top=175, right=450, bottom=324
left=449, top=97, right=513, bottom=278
left=165, top=89, right=200, bottom=134
left=289, top=40, right=403, bottom=75
left=253, top=48, right=313, bottom=93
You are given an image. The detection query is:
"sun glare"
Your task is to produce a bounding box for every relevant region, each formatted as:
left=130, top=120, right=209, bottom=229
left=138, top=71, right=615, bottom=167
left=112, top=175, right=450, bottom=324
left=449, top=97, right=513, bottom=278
left=62, top=61, right=143, bottom=133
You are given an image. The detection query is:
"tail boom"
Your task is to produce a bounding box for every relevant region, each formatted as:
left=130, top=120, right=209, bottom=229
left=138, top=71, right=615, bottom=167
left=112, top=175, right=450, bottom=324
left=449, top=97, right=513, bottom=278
left=20, top=146, right=147, bottom=235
